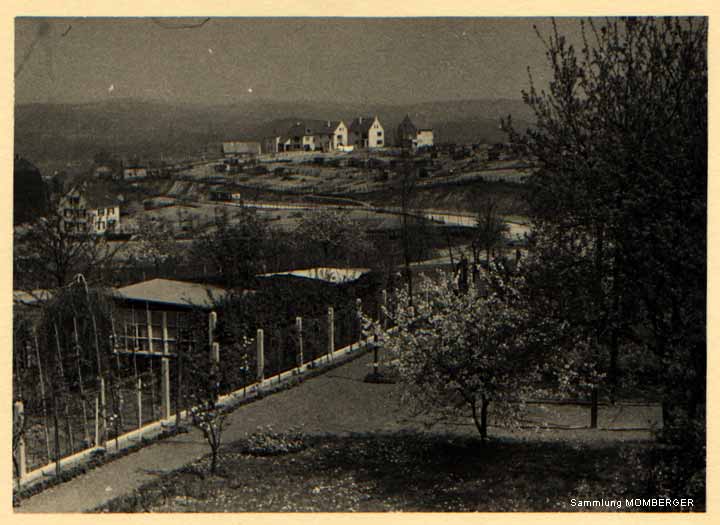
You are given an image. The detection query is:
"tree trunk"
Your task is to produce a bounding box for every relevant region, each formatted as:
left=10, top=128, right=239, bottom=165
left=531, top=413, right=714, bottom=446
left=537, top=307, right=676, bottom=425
left=480, top=396, right=489, bottom=441
left=471, top=396, right=490, bottom=441
left=210, top=448, right=218, bottom=475
left=590, top=387, right=599, bottom=429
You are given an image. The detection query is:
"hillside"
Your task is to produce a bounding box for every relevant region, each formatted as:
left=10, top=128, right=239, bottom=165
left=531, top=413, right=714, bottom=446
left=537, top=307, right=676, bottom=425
left=15, top=98, right=534, bottom=168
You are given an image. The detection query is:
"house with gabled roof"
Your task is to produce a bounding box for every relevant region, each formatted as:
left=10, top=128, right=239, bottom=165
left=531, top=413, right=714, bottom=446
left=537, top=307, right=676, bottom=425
left=58, top=185, right=121, bottom=235
left=397, top=115, right=434, bottom=150
left=348, top=116, right=385, bottom=149
left=287, top=119, right=348, bottom=152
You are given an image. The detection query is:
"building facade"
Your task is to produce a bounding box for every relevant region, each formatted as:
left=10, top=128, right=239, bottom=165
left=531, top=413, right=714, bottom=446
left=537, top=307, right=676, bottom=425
left=273, top=120, right=349, bottom=152
left=348, top=116, right=384, bottom=149
left=58, top=187, right=121, bottom=235
left=221, top=141, right=262, bottom=158
left=87, top=204, right=121, bottom=234
left=397, top=115, right=434, bottom=150
left=123, top=166, right=148, bottom=180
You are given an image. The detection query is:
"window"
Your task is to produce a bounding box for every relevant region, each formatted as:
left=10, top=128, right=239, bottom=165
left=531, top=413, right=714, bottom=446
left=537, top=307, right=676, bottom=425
left=377, top=131, right=383, bottom=137
left=377, top=140, right=384, bottom=145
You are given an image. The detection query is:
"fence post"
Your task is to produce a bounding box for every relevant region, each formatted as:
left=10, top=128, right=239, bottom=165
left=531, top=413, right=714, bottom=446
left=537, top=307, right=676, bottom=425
left=94, top=395, right=99, bottom=447
left=136, top=379, right=143, bottom=430
left=146, top=306, right=154, bottom=353
left=53, top=395, right=61, bottom=476
left=382, top=289, right=388, bottom=329
left=208, top=311, right=217, bottom=350
left=327, top=307, right=335, bottom=361
left=99, top=376, right=107, bottom=448
left=176, top=349, right=183, bottom=427
left=14, top=401, right=27, bottom=480
left=355, top=298, right=363, bottom=349
left=257, top=329, right=265, bottom=384
left=161, top=312, right=171, bottom=420
left=296, top=317, right=303, bottom=369
left=212, top=342, right=220, bottom=364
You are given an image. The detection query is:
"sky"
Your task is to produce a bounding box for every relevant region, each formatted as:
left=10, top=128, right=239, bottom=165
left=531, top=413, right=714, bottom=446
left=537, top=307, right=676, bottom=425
left=14, top=17, right=587, bottom=106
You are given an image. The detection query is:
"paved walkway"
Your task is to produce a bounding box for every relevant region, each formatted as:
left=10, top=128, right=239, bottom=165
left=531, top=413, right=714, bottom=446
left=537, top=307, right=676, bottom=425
left=16, top=352, right=405, bottom=513
left=15, top=349, right=658, bottom=513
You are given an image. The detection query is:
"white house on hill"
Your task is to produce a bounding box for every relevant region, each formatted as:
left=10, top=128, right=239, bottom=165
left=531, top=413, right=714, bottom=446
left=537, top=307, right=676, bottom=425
left=265, top=120, right=348, bottom=153
left=348, top=116, right=385, bottom=149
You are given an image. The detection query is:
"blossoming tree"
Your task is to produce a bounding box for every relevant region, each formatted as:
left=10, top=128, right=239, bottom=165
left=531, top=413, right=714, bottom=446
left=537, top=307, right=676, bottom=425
left=370, top=266, right=594, bottom=440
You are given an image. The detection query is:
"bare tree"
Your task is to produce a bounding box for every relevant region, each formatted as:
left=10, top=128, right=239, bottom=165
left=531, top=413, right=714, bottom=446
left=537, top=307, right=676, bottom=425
left=471, top=196, right=510, bottom=267
left=14, top=194, right=125, bottom=290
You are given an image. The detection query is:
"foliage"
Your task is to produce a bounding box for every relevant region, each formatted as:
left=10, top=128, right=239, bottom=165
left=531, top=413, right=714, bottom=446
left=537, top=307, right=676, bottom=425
left=471, top=195, right=510, bottom=266
left=506, top=16, right=706, bottom=495
left=508, top=17, right=706, bottom=410
left=129, top=215, right=176, bottom=272
left=14, top=196, right=124, bottom=289
left=369, top=268, right=584, bottom=439
left=237, top=425, right=307, bottom=456
left=186, top=353, right=227, bottom=475
left=294, top=208, right=371, bottom=266
left=190, top=205, right=269, bottom=289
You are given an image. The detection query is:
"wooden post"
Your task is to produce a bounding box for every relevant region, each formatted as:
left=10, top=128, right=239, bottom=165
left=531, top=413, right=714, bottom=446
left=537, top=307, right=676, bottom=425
left=381, top=289, right=388, bottom=329
left=161, top=312, right=171, bottom=420
left=355, top=298, right=363, bottom=349
left=146, top=305, right=154, bottom=353
left=73, top=317, right=90, bottom=445
left=175, top=347, right=183, bottom=427
left=327, top=307, right=335, bottom=361
left=296, top=317, right=303, bottom=368
left=33, top=332, right=51, bottom=462
left=208, top=311, right=217, bottom=349
left=99, top=377, right=107, bottom=448
left=211, top=342, right=220, bottom=364
left=14, top=401, right=27, bottom=480
left=257, top=329, right=265, bottom=384
left=136, top=379, right=143, bottom=429
left=590, top=388, right=599, bottom=429
left=373, top=344, right=379, bottom=376
left=94, top=395, right=100, bottom=447
left=53, top=324, right=75, bottom=453
left=53, top=395, right=61, bottom=476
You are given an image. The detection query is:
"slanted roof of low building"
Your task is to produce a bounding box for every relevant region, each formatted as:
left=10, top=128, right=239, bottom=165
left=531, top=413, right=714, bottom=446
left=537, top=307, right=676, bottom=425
left=222, top=141, right=262, bottom=154
left=114, top=278, right=228, bottom=309
left=260, top=267, right=370, bottom=284
left=13, top=289, right=53, bottom=306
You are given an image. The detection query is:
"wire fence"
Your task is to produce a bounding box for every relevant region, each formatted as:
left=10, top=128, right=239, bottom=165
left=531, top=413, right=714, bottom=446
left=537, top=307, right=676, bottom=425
left=13, top=294, right=373, bottom=483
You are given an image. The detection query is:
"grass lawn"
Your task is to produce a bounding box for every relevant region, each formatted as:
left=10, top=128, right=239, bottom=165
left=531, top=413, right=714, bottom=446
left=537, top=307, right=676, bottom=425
left=89, top=350, right=692, bottom=513
left=96, top=430, right=664, bottom=512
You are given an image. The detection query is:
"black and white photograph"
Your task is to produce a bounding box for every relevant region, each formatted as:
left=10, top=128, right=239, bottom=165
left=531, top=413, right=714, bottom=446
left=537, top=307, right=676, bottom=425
left=10, top=10, right=708, bottom=514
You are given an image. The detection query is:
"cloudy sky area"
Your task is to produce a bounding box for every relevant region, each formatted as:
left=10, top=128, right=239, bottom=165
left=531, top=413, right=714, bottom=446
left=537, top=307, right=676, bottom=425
left=15, top=17, right=587, bottom=106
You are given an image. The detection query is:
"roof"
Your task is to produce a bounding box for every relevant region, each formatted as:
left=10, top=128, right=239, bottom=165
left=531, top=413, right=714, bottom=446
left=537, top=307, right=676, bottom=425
left=261, top=267, right=370, bottom=284
left=348, top=116, right=380, bottom=134
left=286, top=120, right=343, bottom=138
left=13, top=289, right=53, bottom=306
left=81, top=184, right=122, bottom=209
left=113, top=278, right=228, bottom=309
left=222, top=141, right=262, bottom=155
left=400, top=114, right=433, bottom=131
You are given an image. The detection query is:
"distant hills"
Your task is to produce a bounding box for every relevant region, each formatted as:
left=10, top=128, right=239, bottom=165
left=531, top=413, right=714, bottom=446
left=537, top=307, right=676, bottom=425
left=14, top=98, right=535, bottom=169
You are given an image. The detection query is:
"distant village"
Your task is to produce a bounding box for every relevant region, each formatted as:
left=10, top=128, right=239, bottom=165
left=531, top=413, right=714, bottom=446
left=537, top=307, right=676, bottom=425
left=17, top=113, right=522, bottom=239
